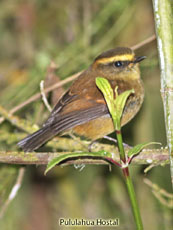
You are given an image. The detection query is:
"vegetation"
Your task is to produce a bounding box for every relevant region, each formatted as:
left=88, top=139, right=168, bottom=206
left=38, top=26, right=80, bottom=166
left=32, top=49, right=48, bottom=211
left=0, top=0, right=172, bottom=229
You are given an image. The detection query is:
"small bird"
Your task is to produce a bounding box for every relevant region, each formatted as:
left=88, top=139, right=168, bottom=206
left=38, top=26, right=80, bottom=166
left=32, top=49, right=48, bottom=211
left=18, top=47, right=145, bottom=152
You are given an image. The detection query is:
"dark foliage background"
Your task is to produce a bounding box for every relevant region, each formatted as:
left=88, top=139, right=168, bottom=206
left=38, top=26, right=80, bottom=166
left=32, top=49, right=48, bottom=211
left=0, top=0, right=172, bottom=229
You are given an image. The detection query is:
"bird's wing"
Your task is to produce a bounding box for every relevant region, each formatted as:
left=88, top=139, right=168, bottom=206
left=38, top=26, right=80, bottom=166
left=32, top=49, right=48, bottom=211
left=17, top=92, right=109, bottom=152
left=42, top=90, right=109, bottom=134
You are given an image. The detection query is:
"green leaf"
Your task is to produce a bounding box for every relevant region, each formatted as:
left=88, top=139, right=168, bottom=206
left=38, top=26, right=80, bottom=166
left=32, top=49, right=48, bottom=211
left=96, top=77, right=115, bottom=115
left=115, top=89, right=134, bottom=120
left=113, top=88, right=134, bottom=130
left=96, top=77, right=114, bottom=100
left=45, top=150, right=111, bottom=175
left=96, top=77, right=134, bottom=131
left=128, top=142, right=161, bottom=158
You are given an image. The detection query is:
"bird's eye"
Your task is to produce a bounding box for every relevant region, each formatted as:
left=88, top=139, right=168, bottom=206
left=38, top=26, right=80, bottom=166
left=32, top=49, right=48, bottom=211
left=114, top=61, right=123, bottom=67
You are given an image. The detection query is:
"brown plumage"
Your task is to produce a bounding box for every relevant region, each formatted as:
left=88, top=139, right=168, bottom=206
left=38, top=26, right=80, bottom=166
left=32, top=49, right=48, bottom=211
left=18, top=47, right=145, bottom=152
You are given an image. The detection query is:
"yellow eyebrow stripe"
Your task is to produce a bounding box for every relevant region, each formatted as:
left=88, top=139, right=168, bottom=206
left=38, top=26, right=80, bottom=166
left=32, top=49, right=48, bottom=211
left=95, top=54, right=134, bottom=64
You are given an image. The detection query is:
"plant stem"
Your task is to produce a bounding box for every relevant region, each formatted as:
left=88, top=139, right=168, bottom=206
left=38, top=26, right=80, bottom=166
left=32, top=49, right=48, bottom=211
left=152, top=0, right=173, bottom=187
left=123, top=167, right=143, bottom=230
left=116, top=130, right=126, bottom=162
left=116, top=129, right=143, bottom=229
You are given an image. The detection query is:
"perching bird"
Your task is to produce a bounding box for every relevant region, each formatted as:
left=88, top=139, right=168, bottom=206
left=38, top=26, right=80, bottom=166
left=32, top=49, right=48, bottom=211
left=18, top=47, right=145, bottom=152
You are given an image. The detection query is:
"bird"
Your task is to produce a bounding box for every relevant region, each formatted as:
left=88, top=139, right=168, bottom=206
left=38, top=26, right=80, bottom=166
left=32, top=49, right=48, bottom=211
left=18, top=47, right=145, bottom=152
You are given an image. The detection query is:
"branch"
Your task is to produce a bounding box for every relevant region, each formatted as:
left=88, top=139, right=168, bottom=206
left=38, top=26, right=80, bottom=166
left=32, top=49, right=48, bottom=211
left=0, top=105, right=38, bottom=133
left=152, top=0, right=173, bottom=186
left=0, top=167, right=25, bottom=219
left=0, top=71, right=82, bottom=124
left=0, top=147, right=169, bottom=166
left=131, top=34, right=156, bottom=50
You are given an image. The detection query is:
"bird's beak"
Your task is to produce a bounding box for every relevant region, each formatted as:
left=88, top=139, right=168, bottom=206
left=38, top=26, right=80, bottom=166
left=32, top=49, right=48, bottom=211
left=134, top=56, right=146, bottom=63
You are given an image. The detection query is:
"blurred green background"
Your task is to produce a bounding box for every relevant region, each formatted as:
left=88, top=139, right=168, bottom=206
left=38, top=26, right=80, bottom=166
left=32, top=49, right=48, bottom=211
left=0, top=0, right=172, bottom=229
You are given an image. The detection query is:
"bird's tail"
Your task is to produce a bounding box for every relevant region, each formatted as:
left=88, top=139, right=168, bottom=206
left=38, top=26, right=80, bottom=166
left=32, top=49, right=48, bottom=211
left=17, top=127, right=55, bottom=152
